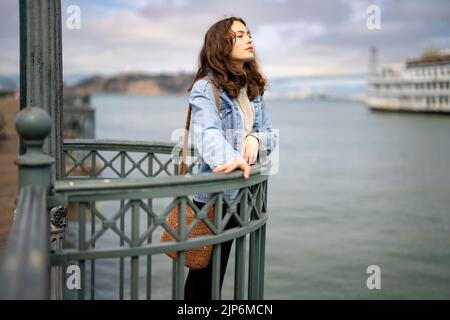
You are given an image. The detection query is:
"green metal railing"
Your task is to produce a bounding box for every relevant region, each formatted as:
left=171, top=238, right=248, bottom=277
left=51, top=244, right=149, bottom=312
left=0, top=107, right=54, bottom=300
left=0, top=185, right=50, bottom=299
left=0, top=108, right=271, bottom=300
left=50, top=140, right=269, bottom=300
left=63, top=139, right=201, bottom=178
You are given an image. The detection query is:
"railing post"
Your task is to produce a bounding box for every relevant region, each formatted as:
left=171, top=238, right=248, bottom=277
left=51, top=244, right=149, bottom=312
left=16, top=107, right=68, bottom=299
left=2, top=106, right=56, bottom=299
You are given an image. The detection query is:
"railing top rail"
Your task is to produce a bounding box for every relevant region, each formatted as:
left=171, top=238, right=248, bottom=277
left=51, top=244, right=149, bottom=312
left=55, top=161, right=271, bottom=200
left=63, top=139, right=196, bottom=155
left=0, top=185, right=49, bottom=300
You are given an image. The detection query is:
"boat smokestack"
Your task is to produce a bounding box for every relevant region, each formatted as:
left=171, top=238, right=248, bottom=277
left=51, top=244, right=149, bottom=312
left=369, top=46, right=379, bottom=75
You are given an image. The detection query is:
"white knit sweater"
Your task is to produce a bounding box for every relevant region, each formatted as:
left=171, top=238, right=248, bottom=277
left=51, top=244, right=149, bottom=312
left=234, top=85, right=254, bottom=134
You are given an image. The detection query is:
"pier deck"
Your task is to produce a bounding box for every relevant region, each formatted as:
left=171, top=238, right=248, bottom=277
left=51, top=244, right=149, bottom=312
left=0, top=96, right=19, bottom=253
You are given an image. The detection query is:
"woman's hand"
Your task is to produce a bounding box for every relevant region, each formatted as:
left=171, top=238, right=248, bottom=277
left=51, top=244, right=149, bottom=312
left=240, top=134, right=260, bottom=165
left=212, top=159, right=250, bottom=179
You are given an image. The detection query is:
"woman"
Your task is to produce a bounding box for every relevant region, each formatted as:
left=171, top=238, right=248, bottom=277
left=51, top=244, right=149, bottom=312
left=184, top=16, right=275, bottom=300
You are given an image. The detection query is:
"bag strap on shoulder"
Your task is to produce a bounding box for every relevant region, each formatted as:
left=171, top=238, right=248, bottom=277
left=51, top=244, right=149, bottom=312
left=179, top=76, right=220, bottom=175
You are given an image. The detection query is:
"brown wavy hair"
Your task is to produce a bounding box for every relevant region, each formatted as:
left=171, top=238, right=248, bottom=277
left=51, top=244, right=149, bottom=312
left=188, top=17, right=267, bottom=101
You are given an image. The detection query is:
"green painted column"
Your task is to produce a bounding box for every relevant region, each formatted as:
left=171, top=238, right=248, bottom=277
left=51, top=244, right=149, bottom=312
left=19, top=0, right=64, bottom=183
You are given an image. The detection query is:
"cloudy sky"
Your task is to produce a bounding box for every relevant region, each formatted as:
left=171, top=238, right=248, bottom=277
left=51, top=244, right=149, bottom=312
left=1, top=0, right=449, bottom=80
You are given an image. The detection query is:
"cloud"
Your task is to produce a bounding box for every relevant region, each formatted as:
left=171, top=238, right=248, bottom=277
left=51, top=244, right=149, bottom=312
left=0, top=0, right=449, bottom=78
left=0, top=0, right=20, bottom=74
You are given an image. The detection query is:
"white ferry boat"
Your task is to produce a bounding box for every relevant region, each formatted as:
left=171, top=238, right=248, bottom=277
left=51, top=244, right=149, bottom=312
left=364, top=49, right=450, bottom=113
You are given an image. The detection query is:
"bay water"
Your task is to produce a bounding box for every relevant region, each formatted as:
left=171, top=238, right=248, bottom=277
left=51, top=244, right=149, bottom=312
left=65, top=93, right=450, bottom=299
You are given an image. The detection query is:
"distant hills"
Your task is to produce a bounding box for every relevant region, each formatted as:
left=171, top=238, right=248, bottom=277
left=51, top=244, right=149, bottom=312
left=65, top=71, right=366, bottom=101
left=0, top=75, right=18, bottom=92
left=65, top=72, right=195, bottom=95
left=0, top=72, right=195, bottom=95
left=0, top=72, right=366, bottom=101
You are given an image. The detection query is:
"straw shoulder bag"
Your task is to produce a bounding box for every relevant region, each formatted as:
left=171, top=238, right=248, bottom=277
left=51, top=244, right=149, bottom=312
left=160, top=76, right=221, bottom=270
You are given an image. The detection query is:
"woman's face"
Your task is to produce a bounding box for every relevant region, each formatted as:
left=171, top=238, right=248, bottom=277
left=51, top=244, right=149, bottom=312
left=230, top=21, right=254, bottom=66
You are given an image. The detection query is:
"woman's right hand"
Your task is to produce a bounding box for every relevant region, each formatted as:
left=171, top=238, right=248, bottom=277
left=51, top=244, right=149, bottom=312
left=212, top=159, right=250, bottom=179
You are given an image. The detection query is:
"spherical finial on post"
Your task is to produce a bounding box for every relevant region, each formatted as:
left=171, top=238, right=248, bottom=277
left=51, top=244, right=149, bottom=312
left=15, top=107, right=55, bottom=191
left=16, top=106, right=52, bottom=146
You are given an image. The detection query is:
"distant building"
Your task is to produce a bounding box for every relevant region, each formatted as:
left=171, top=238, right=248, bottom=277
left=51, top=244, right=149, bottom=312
left=63, top=93, right=95, bottom=139
left=364, top=48, right=450, bottom=113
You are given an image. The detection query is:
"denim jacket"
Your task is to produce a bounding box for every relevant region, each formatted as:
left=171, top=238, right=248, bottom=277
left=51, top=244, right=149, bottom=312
left=190, top=74, right=276, bottom=203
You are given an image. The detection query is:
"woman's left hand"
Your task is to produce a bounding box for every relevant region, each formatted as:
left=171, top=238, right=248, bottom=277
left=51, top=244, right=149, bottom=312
left=240, top=134, right=260, bottom=165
